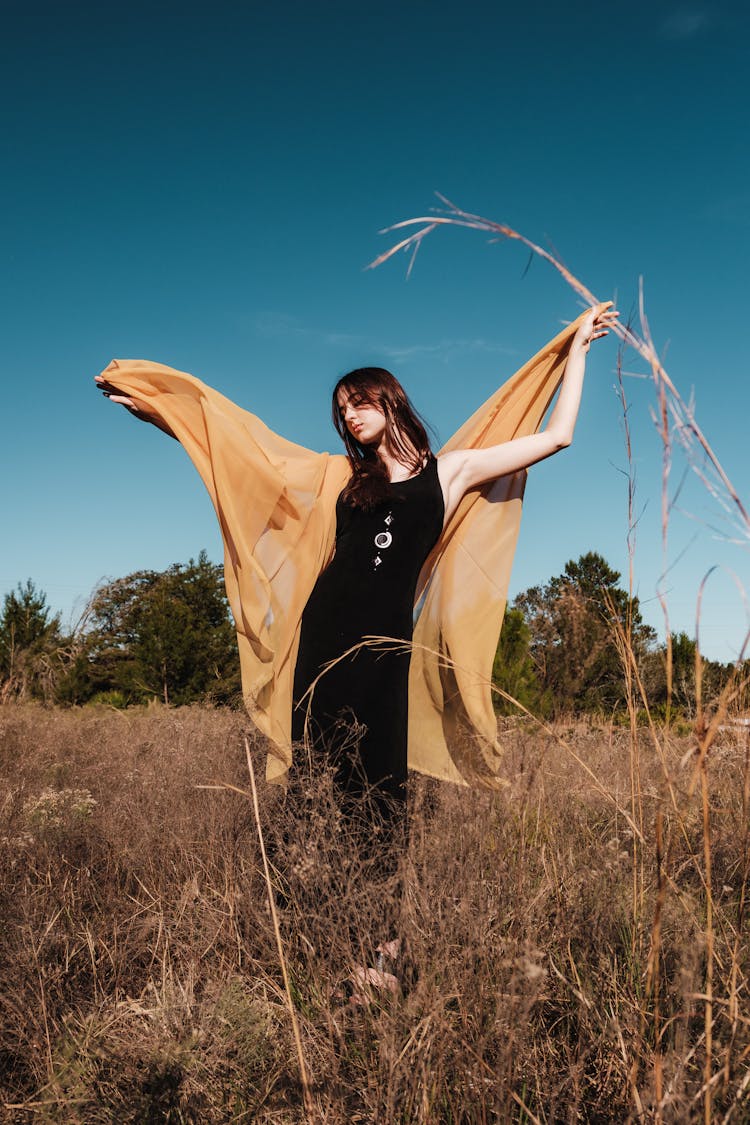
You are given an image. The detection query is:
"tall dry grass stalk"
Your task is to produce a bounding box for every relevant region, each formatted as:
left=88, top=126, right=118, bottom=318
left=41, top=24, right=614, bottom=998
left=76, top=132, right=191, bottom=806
left=371, top=196, right=750, bottom=1121
left=197, top=736, right=317, bottom=1121
left=243, top=736, right=315, bottom=1123
left=370, top=194, right=749, bottom=543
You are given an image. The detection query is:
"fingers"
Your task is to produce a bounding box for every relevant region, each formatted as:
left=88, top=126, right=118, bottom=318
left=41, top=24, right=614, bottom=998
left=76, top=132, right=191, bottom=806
left=95, top=374, right=141, bottom=412
left=590, top=307, right=620, bottom=340
left=95, top=376, right=122, bottom=395
left=576, top=305, right=620, bottom=351
left=108, top=395, right=140, bottom=410
left=584, top=306, right=619, bottom=328
left=97, top=386, right=140, bottom=411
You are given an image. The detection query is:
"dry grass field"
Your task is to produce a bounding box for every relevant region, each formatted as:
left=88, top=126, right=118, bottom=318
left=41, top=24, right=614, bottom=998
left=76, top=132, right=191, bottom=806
left=1, top=702, right=748, bottom=1123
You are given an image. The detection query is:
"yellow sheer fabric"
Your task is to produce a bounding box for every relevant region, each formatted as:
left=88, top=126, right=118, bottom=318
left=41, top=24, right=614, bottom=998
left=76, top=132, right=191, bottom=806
left=99, top=307, right=596, bottom=786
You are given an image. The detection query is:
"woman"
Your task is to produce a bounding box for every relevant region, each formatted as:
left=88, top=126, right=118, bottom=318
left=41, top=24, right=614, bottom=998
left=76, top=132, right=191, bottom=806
left=94, top=303, right=617, bottom=825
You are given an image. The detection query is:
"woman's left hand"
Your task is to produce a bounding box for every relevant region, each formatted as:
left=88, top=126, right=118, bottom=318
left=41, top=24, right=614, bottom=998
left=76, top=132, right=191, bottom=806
left=573, top=303, right=620, bottom=353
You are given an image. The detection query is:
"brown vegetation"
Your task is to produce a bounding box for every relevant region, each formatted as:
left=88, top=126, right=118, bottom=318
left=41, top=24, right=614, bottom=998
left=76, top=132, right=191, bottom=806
left=1, top=703, right=749, bottom=1122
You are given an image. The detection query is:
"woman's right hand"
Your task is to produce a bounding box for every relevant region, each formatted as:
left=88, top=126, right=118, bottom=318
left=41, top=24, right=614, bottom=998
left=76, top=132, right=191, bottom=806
left=95, top=373, right=177, bottom=438
left=94, top=374, right=150, bottom=418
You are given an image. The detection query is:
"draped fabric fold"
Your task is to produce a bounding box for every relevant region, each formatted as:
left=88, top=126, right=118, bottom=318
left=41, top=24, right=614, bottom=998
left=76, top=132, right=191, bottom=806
left=408, top=309, right=603, bottom=785
left=97, top=359, right=349, bottom=775
left=99, top=307, right=598, bottom=787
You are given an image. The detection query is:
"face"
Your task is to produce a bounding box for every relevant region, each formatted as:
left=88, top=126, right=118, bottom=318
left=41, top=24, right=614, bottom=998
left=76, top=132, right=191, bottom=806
left=337, top=388, right=387, bottom=446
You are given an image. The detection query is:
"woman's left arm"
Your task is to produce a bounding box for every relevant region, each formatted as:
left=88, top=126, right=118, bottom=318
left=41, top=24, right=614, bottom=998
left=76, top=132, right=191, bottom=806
left=438, top=304, right=618, bottom=513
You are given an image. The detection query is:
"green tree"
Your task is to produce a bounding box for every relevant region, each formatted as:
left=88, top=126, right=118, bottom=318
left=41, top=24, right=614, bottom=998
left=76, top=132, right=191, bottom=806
left=671, top=631, right=697, bottom=713
left=512, top=552, right=656, bottom=716
left=492, top=606, right=549, bottom=715
left=0, top=580, right=64, bottom=700
left=640, top=631, right=734, bottom=719
left=131, top=553, right=241, bottom=704
left=62, top=552, right=241, bottom=706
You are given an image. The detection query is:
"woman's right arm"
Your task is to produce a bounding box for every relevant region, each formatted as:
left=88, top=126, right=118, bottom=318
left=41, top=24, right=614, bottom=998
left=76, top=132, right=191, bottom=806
left=94, top=374, right=178, bottom=439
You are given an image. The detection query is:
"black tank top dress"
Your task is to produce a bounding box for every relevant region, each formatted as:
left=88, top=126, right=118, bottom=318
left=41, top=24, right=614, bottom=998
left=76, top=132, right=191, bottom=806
left=292, top=456, right=444, bottom=821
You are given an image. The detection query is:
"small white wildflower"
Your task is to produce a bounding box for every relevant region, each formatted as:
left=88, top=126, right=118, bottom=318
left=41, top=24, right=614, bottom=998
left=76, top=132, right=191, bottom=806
left=23, top=788, right=97, bottom=833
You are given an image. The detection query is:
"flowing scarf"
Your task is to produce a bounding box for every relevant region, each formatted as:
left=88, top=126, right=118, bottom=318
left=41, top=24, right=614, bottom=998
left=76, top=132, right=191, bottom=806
left=99, top=307, right=598, bottom=786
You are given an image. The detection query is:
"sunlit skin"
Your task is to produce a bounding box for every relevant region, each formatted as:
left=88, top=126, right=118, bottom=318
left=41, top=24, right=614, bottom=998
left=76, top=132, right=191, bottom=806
left=96, top=304, right=618, bottom=528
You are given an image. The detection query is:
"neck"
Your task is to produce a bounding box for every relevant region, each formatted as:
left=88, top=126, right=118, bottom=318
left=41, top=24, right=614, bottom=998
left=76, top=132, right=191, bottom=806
left=376, top=442, right=399, bottom=473
left=374, top=439, right=426, bottom=482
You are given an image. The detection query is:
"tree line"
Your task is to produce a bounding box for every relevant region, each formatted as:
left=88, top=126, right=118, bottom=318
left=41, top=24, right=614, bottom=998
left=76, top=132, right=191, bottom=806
left=0, top=552, right=240, bottom=708
left=0, top=550, right=737, bottom=718
left=493, top=552, right=736, bottom=719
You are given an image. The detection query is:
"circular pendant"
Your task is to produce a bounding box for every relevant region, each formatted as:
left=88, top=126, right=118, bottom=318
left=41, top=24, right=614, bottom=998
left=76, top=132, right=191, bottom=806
left=374, top=531, right=392, bottom=550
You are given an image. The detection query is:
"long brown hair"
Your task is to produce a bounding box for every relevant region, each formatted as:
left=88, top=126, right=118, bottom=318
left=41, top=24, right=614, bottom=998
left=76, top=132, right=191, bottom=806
left=332, top=367, right=433, bottom=510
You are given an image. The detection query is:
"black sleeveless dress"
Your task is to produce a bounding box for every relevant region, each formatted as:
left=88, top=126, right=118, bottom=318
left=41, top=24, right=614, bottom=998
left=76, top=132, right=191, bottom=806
left=292, top=456, right=444, bottom=820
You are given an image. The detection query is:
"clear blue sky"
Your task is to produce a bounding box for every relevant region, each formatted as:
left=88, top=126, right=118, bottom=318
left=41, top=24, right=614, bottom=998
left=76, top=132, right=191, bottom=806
left=2, top=0, right=748, bottom=662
